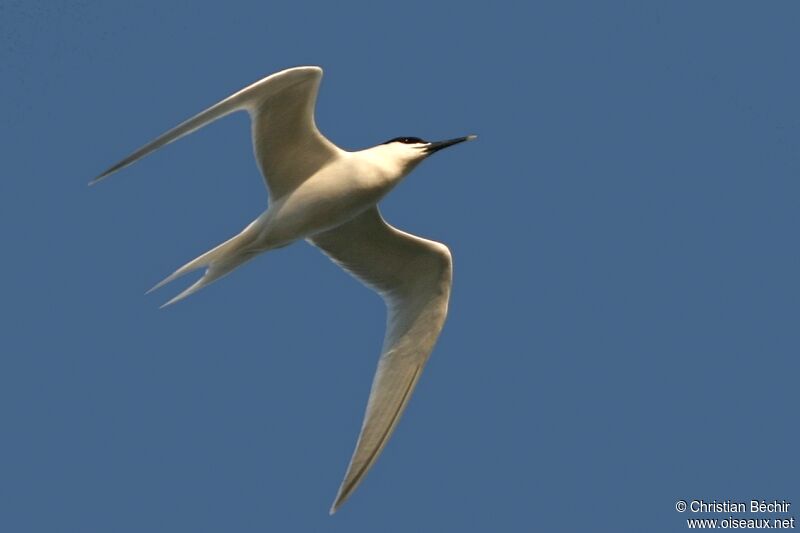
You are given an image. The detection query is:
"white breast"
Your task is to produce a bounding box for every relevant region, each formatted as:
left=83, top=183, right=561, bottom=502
left=256, top=153, right=401, bottom=246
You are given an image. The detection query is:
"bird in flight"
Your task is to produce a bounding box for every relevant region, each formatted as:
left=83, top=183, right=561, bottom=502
left=91, top=66, right=475, bottom=513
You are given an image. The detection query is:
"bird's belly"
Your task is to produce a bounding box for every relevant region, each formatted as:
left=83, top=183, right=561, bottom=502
left=259, top=174, right=388, bottom=245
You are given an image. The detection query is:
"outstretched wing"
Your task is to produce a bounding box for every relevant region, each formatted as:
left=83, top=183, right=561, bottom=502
left=309, top=207, right=453, bottom=513
left=249, top=68, right=339, bottom=199
left=91, top=66, right=339, bottom=200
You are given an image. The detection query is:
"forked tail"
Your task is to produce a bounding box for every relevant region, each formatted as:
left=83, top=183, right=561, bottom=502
left=148, top=221, right=262, bottom=307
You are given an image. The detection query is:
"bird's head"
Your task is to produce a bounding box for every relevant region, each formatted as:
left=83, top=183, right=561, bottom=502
left=375, top=135, right=477, bottom=173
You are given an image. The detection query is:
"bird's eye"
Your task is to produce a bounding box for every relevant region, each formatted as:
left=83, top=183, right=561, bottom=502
left=383, top=136, right=427, bottom=145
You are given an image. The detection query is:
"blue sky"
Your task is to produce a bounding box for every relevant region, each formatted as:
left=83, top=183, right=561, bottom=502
left=1, top=1, right=798, bottom=531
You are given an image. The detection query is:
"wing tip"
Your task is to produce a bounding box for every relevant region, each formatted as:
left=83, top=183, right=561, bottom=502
left=89, top=161, right=125, bottom=185
left=328, top=487, right=349, bottom=515
left=88, top=173, right=107, bottom=186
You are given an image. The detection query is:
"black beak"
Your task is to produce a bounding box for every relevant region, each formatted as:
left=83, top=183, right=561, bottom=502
left=424, top=135, right=477, bottom=155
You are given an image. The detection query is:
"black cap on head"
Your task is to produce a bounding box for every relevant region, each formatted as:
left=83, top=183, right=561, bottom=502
left=382, top=136, right=427, bottom=145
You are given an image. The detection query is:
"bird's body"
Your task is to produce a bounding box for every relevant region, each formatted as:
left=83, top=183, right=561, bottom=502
left=256, top=147, right=415, bottom=247
left=92, top=65, right=475, bottom=513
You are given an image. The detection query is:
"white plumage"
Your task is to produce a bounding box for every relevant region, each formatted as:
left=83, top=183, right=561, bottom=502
left=92, top=65, right=475, bottom=513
